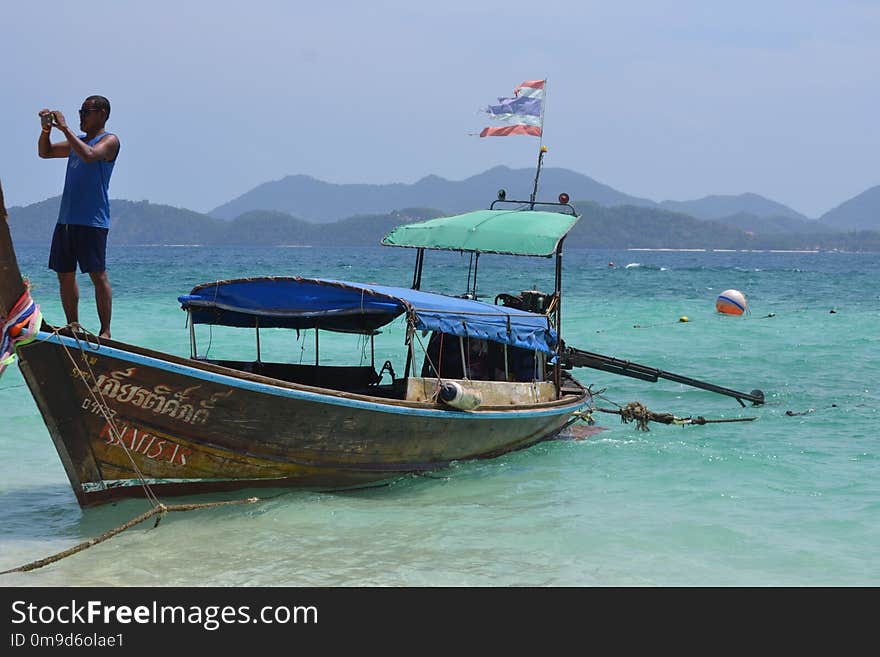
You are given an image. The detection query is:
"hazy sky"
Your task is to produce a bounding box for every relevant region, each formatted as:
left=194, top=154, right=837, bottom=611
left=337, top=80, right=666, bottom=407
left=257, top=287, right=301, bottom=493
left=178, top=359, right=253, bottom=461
left=1, top=0, right=878, bottom=217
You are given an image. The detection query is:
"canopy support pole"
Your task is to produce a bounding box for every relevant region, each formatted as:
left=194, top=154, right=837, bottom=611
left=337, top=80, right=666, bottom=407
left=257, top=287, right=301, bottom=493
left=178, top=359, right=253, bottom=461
left=403, top=322, right=413, bottom=379
left=412, top=248, right=424, bottom=290
left=553, top=237, right=565, bottom=398
left=409, top=326, right=417, bottom=379
left=471, top=252, right=480, bottom=299
left=460, top=337, right=468, bottom=379
left=255, top=318, right=261, bottom=364
left=315, top=327, right=319, bottom=366
left=188, top=311, right=197, bottom=358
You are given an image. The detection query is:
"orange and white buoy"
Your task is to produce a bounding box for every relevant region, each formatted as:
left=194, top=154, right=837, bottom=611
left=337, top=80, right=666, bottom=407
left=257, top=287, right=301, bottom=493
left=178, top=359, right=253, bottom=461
left=716, top=289, right=748, bottom=315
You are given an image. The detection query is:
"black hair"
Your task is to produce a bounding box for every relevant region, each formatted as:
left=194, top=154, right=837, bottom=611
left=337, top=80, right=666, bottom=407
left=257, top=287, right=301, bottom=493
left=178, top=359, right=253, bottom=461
left=85, top=95, right=111, bottom=119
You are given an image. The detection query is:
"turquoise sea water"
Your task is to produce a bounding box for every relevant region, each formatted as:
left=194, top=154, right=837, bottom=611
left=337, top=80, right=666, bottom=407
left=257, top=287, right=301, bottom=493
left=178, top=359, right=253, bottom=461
left=1, top=244, right=878, bottom=586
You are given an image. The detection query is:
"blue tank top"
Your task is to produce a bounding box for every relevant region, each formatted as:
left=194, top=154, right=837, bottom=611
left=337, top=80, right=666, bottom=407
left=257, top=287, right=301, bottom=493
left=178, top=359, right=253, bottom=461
left=57, top=132, right=118, bottom=228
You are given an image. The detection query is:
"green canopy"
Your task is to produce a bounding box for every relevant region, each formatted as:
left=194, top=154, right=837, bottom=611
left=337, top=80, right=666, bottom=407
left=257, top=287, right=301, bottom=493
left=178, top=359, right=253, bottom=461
left=381, top=209, right=581, bottom=257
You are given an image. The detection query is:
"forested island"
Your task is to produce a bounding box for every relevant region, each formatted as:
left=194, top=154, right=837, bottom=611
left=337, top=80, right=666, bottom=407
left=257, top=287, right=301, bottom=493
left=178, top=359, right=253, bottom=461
left=9, top=196, right=880, bottom=252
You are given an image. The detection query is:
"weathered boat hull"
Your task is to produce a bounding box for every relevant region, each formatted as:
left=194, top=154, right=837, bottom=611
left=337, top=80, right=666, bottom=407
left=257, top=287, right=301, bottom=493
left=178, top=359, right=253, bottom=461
left=17, top=331, right=590, bottom=506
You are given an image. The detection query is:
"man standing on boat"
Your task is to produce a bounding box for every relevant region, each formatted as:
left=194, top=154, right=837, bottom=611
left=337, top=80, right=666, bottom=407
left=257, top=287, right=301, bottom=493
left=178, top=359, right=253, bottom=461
left=38, top=95, right=120, bottom=339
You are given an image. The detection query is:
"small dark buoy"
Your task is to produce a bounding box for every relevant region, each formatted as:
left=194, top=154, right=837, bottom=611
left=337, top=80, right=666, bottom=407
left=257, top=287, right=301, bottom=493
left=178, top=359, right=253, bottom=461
left=830, top=308, right=837, bottom=314
left=766, top=312, right=776, bottom=318
left=750, top=389, right=765, bottom=405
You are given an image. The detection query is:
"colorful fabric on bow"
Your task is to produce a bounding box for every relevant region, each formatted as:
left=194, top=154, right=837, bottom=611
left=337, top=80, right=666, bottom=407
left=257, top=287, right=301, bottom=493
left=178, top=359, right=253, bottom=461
left=0, top=285, right=42, bottom=378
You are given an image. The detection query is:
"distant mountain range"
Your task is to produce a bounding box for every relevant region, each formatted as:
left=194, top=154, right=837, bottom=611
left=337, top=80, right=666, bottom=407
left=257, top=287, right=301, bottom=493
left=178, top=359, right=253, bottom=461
left=209, top=166, right=657, bottom=222
left=208, top=166, right=880, bottom=233
left=6, top=167, right=880, bottom=251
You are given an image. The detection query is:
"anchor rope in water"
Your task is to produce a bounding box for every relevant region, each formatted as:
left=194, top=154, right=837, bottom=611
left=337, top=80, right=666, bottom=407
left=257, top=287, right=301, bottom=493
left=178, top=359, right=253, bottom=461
left=593, top=311, right=780, bottom=334
left=565, top=388, right=756, bottom=432
left=559, top=408, right=594, bottom=432
left=0, top=497, right=260, bottom=575
left=1, top=323, right=268, bottom=574
left=593, top=400, right=757, bottom=431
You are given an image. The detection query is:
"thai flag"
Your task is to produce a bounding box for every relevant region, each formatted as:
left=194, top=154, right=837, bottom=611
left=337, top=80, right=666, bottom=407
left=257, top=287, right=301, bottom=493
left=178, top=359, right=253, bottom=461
left=480, top=80, right=545, bottom=137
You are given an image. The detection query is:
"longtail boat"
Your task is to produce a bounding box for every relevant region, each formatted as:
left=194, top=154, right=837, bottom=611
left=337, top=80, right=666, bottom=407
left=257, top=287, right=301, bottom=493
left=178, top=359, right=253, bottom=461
left=0, top=177, right=765, bottom=508
left=0, top=180, right=603, bottom=507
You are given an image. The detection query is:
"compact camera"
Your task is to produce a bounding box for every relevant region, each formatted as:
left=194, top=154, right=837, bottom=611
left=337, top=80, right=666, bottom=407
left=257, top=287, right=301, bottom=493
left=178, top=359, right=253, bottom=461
left=41, top=112, right=57, bottom=128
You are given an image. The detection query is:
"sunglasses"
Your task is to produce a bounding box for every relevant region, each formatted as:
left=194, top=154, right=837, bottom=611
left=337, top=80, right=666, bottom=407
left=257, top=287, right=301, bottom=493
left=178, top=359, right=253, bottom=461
left=78, top=108, right=102, bottom=117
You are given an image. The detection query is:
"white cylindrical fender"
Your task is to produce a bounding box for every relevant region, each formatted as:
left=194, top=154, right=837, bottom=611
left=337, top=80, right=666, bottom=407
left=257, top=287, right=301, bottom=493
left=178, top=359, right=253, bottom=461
left=439, top=381, right=482, bottom=410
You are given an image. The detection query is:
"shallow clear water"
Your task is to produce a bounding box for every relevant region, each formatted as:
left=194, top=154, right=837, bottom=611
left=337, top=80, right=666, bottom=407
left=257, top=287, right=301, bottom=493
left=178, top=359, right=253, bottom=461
left=1, top=245, right=877, bottom=585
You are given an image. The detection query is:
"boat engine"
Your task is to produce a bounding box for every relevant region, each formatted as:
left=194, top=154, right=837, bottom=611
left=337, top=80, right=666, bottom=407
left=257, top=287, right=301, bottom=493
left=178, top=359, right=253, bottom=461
left=520, top=290, right=552, bottom=314
left=495, top=289, right=553, bottom=314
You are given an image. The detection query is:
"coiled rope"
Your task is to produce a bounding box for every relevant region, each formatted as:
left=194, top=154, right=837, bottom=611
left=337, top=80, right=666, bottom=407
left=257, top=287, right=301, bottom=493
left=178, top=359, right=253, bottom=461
left=594, top=399, right=756, bottom=431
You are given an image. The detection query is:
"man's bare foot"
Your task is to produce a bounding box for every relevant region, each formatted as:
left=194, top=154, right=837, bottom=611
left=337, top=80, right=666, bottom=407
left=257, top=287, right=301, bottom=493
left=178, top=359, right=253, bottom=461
left=99, top=331, right=111, bottom=339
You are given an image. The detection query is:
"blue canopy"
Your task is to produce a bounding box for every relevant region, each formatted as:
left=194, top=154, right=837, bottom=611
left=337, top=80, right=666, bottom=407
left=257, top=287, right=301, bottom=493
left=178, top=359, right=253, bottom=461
left=179, top=277, right=557, bottom=355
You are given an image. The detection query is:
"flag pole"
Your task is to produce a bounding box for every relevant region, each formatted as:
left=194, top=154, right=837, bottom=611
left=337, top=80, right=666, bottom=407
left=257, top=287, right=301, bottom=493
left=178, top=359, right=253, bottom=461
left=529, top=146, right=547, bottom=209
left=529, top=78, right=548, bottom=209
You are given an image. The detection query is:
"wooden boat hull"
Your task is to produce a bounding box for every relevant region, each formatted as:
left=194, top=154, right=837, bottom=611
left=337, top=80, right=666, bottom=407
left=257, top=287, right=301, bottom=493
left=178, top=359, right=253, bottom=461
left=17, top=331, right=590, bottom=506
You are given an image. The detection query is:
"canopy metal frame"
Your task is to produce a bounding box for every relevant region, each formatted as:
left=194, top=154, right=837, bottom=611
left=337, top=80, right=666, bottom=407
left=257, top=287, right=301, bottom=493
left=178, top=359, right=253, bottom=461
left=407, top=198, right=575, bottom=398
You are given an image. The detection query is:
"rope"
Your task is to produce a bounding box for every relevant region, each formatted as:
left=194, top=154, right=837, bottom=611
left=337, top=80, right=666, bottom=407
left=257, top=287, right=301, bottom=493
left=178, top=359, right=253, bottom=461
left=559, top=408, right=594, bottom=431
left=618, top=401, right=654, bottom=431
left=0, top=497, right=260, bottom=574
left=410, top=324, right=442, bottom=399
left=599, top=311, right=777, bottom=334
left=631, top=319, right=690, bottom=330
left=46, top=324, right=164, bottom=508
left=11, top=323, right=163, bottom=508
left=594, top=401, right=757, bottom=431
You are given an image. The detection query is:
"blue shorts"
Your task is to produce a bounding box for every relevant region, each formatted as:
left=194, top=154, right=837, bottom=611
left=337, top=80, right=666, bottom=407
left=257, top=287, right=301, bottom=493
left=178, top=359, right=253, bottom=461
left=48, top=224, right=109, bottom=274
